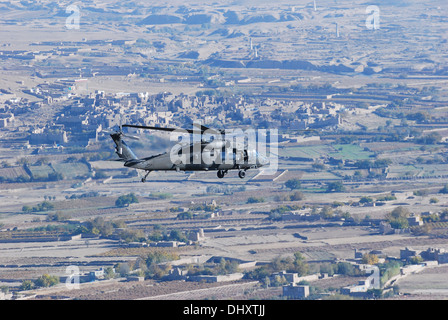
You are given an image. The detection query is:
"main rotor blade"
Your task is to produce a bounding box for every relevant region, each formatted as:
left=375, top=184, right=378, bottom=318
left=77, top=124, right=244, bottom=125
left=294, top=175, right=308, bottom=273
left=122, top=124, right=194, bottom=134
left=100, top=128, right=140, bottom=140
left=192, top=123, right=225, bottom=135
left=101, top=129, right=116, bottom=134
left=122, top=133, right=140, bottom=140
left=124, top=123, right=223, bottom=135
left=123, top=123, right=243, bottom=137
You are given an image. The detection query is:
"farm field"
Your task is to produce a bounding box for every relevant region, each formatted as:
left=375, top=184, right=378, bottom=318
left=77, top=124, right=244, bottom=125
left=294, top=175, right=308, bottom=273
left=328, top=144, right=374, bottom=161
left=279, top=143, right=374, bottom=161
left=394, top=265, right=448, bottom=299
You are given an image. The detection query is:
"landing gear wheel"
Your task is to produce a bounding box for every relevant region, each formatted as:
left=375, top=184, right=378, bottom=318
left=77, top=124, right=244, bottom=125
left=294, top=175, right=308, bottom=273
left=141, top=170, right=151, bottom=182
left=217, top=170, right=225, bottom=179
left=238, top=170, right=246, bottom=179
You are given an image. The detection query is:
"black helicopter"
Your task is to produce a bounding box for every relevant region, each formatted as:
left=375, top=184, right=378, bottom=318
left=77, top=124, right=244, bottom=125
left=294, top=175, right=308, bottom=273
left=108, top=123, right=270, bottom=182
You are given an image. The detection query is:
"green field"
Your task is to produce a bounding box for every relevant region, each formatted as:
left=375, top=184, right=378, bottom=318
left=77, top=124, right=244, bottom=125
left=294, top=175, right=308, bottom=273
left=28, top=164, right=54, bottom=179
left=328, top=144, right=374, bottom=160
left=26, top=162, right=91, bottom=180
left=387, top=164, right=448, bottom=178
left=300, top=171, right=342, bottom=181
left=51, top=162, right=90, bottom=179
left=279, top=145, right=332, bottom=159
left=280, top=143, right=374, bottom=161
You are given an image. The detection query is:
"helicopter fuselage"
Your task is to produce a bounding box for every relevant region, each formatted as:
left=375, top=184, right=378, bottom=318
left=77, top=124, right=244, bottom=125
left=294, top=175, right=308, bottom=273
left=110, top=124, right=270, bottom=181
left=124, top=142, right=266, bottom=172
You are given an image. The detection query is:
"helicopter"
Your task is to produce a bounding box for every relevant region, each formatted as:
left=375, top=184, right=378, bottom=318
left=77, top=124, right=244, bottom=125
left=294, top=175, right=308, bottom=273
left=108, top=123, right=270, bottom=182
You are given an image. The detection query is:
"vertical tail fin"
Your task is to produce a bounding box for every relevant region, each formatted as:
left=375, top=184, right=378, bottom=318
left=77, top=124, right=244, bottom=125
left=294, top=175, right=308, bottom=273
left=110, top=133, right=138, bottom=161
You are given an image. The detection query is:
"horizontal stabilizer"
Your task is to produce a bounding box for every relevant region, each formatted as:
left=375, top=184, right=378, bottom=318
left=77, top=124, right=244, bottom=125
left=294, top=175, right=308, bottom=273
left=124, top=159, right=145, bottom=166
left=109, top=158, right=127, bottom=162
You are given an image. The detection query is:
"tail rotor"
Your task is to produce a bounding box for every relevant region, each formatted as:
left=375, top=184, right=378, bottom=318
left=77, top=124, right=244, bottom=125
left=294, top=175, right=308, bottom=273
left=101, top=124, right=139, bottom=161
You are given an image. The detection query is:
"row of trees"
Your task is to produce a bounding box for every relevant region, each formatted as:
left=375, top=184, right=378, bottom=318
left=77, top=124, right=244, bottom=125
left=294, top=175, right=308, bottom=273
left=274, top=191, right=304, bottom=202
left=22, top=201, right=54, bottom=213
left=206, top=185, right=246, bottom=195
left=245, top=252, right=310, bottom=282
left=186, top=258, right=240, bottom=277
left=353, top=159, right=392, bottom=169
left=22, top=190, right=113, bottom=214
left=285, top=178, right=345, bottom=193
left=147, top=226, right=188, bottom=243
left=76, top=217, right=157, bottom=244
left=20, top=274, right=59, bottom=291
left=385, top=206, right=448, bottom=233
left=25, top=213, right=191, bottom=245
left=267, top=204, right=353, bottom=222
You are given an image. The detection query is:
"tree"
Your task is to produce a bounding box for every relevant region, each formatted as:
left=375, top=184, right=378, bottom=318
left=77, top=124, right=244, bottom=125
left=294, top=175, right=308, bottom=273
left=388, top=206, right=410, bottom=219
left=332, top=201, right=344, bottom=208
left=340, top=211, right=352, bottom=220
left=390, top=217, right=409, bottom=229
left=115, top=193, right=139, bottom=207
left=47, top=212, right=71, bottom=222
left=177, top=211, right=193, bottom=220
left=439, top=184, right=448, bottom=194
left=216, top=258, right=239, bottom=275
left=34, top=274, right=59, bottom=288
left=285, top=179, right=301, bottom=190
left=289, top=191, right=304, bottom=201
left=359, top=196, right=374, bottom=205
left=293, top=252, right=309, bottom=276
left=116, top=228, right=146, bottom=243
left=373, top=159, right=392, bottom=168
left=354, top=160, right=373, bottom=169
left=366, top=289, right=383, bottom=299
left=263, top=276, right=271, bottom=288
left=169, top=229, right=187, bottom=242
left=85, top=216, right=115, bottom=236
left=362, top=254, right=379, bottom=265
left=47, top=172, right=64, bottom=181
left=406, top=111, right=431, bottom=123
left=269, top=210, right=283, bottom=221
left=247, top=197, right=265, bottom=204
left=409, top=256, right=424, bottom=265
left=104, top=267, right=115, bottom=279
left=319, top=263, right=336, bottom=276
left=116, top=263, right=131, bottom=277
left=416, top=132, right=441, bottom=145
left=326, top=181, right=345, bottom=193
left=320, top=206, right=334, bottom=219
left=312, top=162, right=326, bottom=171
left=336, top=262, right=356, bottom=276
left=413, top=189, right=429, bottom=197
left=25, top=201, right=55, bottom=213
left=20, top=280, right=35, bottom=291
left=386, top=206, right=410, bottom=229
left=22, top=205, right=32, bottom=213
left=272, top=275, right=288, bottom=286
left=145, top=251, right=179, bottom=267
left=440, top=209, right=448, bottom=220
